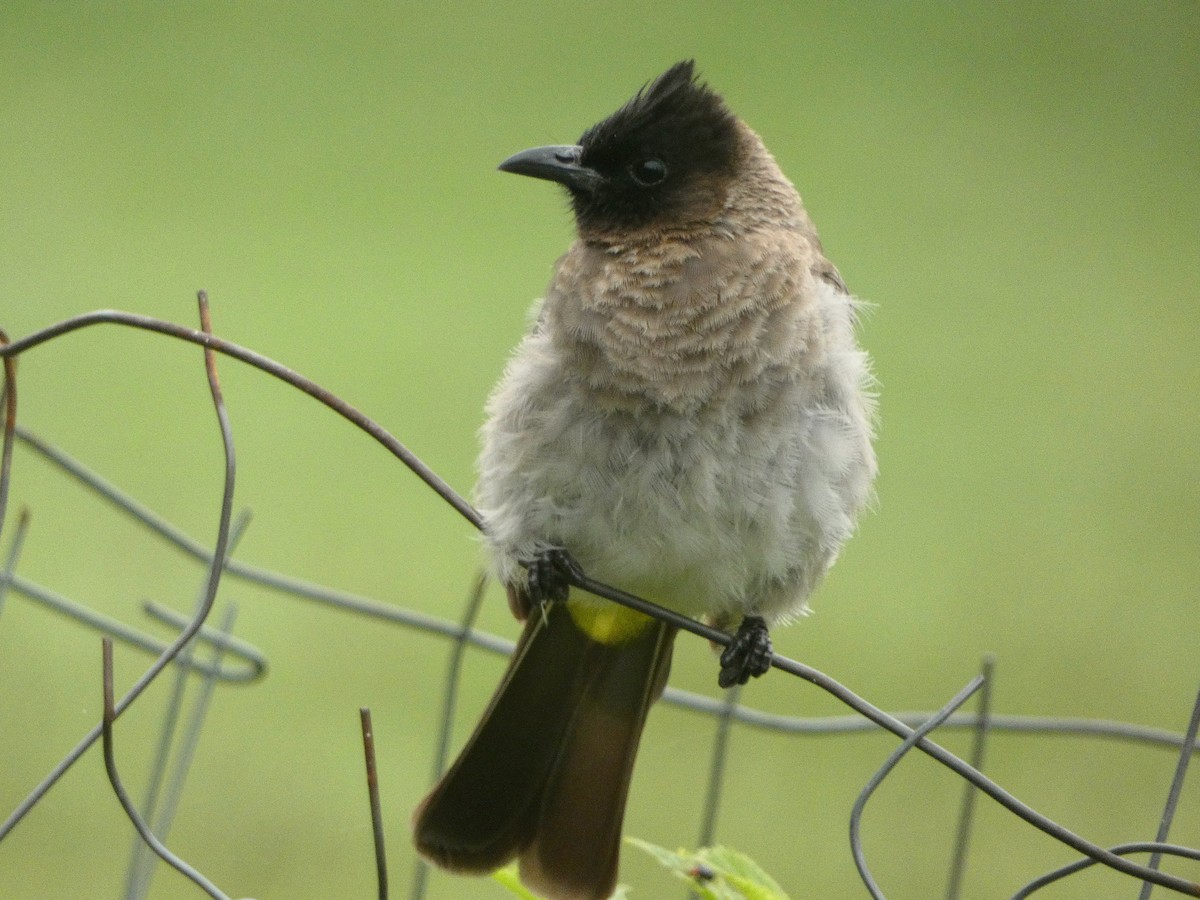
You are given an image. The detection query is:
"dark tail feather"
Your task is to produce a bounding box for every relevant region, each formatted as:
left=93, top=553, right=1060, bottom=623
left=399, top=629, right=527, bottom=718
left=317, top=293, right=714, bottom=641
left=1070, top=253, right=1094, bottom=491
left=520, top=616, right=675, bottom=899
left=412, top=600, right=675, bottom=900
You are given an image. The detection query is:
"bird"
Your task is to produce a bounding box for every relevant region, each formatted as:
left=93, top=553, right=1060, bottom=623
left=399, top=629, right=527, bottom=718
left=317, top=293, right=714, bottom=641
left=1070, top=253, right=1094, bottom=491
left=412, top=60, right=877, bottom=900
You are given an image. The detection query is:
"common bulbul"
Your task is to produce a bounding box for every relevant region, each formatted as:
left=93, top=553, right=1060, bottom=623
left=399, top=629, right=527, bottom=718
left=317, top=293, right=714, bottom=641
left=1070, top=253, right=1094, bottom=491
left=413, top=60, right=877, bottom=899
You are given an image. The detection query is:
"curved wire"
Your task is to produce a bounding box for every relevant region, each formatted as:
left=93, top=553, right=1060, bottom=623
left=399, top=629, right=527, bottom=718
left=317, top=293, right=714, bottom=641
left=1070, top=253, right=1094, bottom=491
left=101, top=639, right=231, bottom=900
left=0, top=294, right=238, bottom=842
left=945, top=655, right=995, bottom=900
left=0, top=331, right=17, bottom=542
left=13, top=424, right=507, bottom=655
left=0, top=310, right=477, bottom=528
left=411, top=572, right=487, bottom=900
left=0, top=574, right=265, bottom=682
left=696, top=684, right=741, bottom=850
left=0, top=506, right=30, bottom=619
left=1138, top=680, right=1200, bottom=900
left=1012, top=843, right=1200, bottom=898
left=360, top=708, right=388, bottom=900
left=850, top=675, right=985, bottom=898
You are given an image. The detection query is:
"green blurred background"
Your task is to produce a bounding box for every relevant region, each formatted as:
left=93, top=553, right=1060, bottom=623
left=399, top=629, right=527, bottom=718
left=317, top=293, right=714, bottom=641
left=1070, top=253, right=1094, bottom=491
left=2, top=2, right=1197, bottom=897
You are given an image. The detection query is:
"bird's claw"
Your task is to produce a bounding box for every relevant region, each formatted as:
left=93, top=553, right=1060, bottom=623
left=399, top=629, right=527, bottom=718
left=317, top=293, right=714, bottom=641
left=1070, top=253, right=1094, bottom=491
left=526, top=547, right=583, bottom=606
left=718, top=615, right=772, bottom=688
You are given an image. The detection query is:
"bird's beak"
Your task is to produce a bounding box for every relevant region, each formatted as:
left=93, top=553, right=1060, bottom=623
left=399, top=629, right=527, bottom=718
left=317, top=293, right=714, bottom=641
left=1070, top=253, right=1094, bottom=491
left=498, top=145, right=600, bottom=193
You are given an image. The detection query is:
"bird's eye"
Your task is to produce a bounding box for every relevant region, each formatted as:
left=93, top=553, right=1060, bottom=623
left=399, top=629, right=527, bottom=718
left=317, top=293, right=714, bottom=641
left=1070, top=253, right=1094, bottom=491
left=629, top=158, right=668, bottom=186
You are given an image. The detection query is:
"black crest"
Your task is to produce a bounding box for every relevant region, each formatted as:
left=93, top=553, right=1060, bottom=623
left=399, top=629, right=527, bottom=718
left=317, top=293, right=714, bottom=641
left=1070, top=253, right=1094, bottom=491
left=573, top=61, right=741, bottom=232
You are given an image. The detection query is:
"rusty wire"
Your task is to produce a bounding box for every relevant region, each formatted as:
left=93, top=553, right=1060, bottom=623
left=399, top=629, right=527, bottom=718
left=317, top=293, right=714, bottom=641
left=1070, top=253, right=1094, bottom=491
left=0, top=329, right=16, bottom=542
left=0, top=295, right=239, bottom=845
left=360, top=708, right=389, bottom=900
left=0, top=302, right=1198, bottom=897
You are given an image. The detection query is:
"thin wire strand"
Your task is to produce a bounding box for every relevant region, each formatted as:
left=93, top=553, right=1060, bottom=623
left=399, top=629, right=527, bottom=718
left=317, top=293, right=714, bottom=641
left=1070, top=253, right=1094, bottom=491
left=124, top=592, right=209, bottom=900
left=778, top=655, right=1199, bottom=895
left=127, top=509, right=254, bottom=896
left=1012, top=843, right=1200, bottom=899
left=687, top=685, right=741, bottom=900
left=411, top=572, right=487, bottom=900
left=0, top=293, right=238, bottom=843
left=12, top=423, right=505, bottom=654
left=152, top=604, right=241, bottom=848
left=1138, top=681, right=1200, bottom=900
left=361, top=708, right=389, bottom=900
left=945, top=654, right=995, bottom=900
left=2, top=426, right=264, bottom=679
left=102, top=639, right=231, bottom=900
left=850, top=675, right=985, bottom=898
left=0, top=309, right=478, bottom=528
left=697, top=685, right=740, bottom=849
left=0, top=506, right=30, bottom=619
left=125, top=601, right=244, bottom=900
left=0, top=330, right=17, bottom=543
left=141, top=601, right=266, bottom=679
left=664, top=698, right=1200, bottom=752
left=0, top=573, right=264, bottom=681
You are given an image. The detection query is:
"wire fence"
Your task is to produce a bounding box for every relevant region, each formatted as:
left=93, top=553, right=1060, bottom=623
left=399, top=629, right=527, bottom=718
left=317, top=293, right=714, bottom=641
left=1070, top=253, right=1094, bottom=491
left=0, top=297, right=1197, bottom=898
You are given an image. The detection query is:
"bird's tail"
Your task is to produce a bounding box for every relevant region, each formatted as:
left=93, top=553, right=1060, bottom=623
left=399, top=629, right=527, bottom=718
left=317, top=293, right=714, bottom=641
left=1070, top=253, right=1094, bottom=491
left=413, top=598, right=676, bottom=900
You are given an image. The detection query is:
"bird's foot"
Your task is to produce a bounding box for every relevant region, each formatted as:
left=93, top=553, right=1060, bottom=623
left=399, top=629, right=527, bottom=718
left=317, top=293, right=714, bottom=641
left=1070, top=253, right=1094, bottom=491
left=718, top=615, right=772, bottom=688
left=525, top=546, right=583, bottom=606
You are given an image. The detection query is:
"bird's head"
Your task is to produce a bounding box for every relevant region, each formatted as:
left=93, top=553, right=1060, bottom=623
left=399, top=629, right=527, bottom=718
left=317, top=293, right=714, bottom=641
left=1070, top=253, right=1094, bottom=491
left=499, top=60, right=743, bottom=237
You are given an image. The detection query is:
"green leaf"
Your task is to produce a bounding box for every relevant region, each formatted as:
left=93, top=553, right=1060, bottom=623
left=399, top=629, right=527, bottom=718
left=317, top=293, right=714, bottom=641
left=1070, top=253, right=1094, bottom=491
left=625, top=837, right=790, bottom=900
left=702, top=846, right=788, bottom=898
